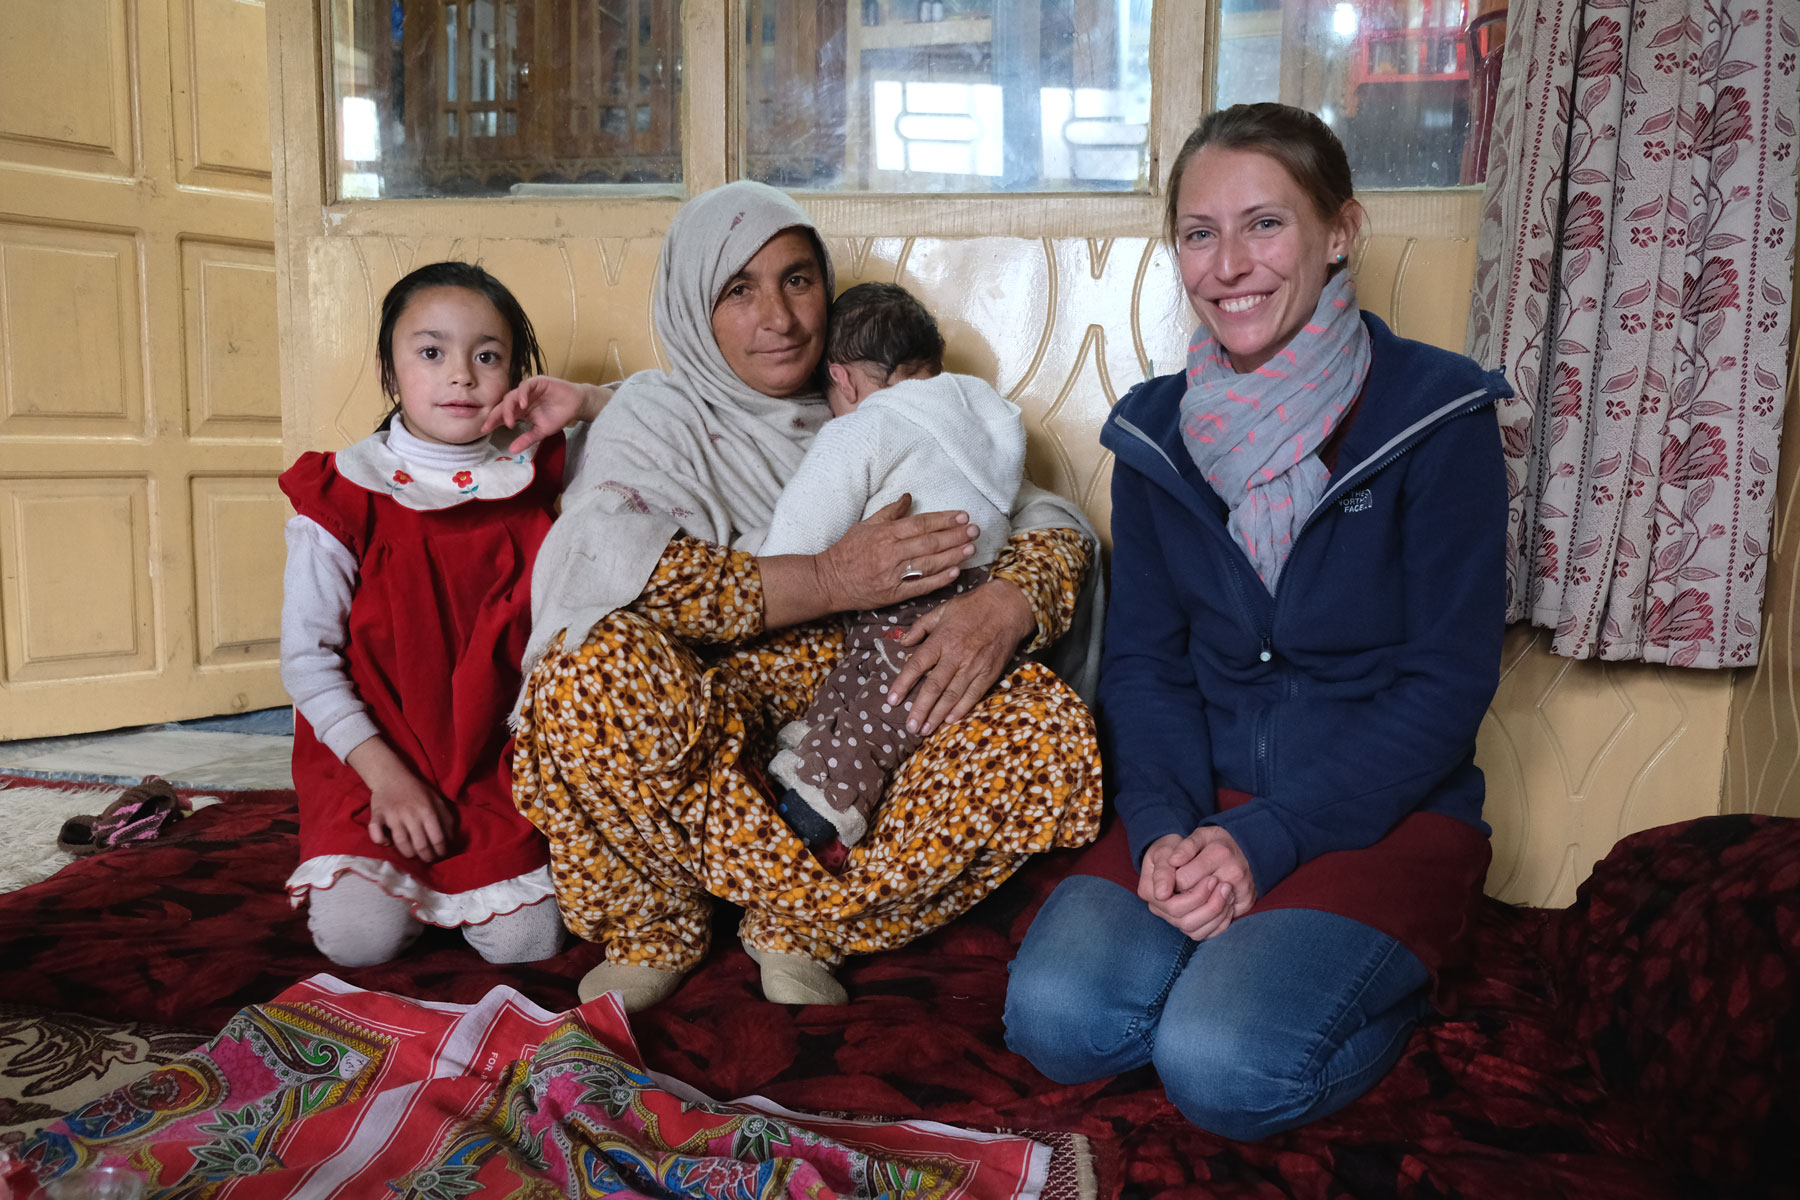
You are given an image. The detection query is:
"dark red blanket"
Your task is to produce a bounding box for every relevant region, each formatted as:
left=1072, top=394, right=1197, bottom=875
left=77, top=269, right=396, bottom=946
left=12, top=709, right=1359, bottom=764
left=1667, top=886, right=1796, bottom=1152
left=1, top=779, right=1793, bottom=1200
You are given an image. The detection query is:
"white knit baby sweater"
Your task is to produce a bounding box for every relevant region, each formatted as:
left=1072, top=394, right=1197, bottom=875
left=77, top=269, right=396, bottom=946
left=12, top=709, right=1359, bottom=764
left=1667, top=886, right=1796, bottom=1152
left=758, top=372, right=1025, bottom=566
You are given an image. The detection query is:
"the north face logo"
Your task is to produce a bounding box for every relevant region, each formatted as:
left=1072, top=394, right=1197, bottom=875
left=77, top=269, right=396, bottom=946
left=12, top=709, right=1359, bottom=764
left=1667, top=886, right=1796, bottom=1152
left=1338, top=487, right=1373, bottom=513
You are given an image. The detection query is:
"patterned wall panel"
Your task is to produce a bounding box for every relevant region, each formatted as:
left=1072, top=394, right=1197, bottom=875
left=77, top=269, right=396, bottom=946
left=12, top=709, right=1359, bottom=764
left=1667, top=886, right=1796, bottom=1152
left=291, top=226, right=1741, bottom=900
left=299, top=232, right=1467, bottom=456
left=0, top=224, right=144, bottom=433
left=184, top=241, right=282, bottom=438
left=0, top=478, right=155, bottom=682
left=0, top=0, right=133, bottom=176
left=190, top=477, right=286, bottom=665
left=1479, top=626, right=1735, bottom=906
left=1368, top=236, right=1480, bottom=355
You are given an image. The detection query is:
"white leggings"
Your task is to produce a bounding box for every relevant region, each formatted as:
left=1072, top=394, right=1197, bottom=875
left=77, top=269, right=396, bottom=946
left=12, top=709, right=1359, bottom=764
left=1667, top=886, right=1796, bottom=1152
left=306, top=871, right=566, bottom=967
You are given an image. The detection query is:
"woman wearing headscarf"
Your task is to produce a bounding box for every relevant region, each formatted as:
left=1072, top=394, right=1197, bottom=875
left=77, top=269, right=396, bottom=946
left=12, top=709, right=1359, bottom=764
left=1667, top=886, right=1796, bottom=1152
left=491, top=181, right=1102, bottom=1010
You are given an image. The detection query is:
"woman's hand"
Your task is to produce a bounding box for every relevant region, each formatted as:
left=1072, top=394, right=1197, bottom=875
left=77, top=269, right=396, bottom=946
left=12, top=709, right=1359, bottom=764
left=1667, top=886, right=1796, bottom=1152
left=346, top=737, right=455, bottom=863
left=885, top=577, right=1034, bottom=735
left=1138, top=826, right=1257, bottom=941
left=482, top=376, right=613, bottom=454
left=1139, top=833, right=1186, bottom=903
left=759, top=497, right=979, bottom=631
left=814, top=495, right=979, bottom=611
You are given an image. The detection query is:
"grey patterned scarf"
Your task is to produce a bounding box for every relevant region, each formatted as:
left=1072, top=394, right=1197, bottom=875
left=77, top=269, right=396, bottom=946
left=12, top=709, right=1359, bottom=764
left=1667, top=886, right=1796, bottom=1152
left=1179, top=271, right=1371, bottom=591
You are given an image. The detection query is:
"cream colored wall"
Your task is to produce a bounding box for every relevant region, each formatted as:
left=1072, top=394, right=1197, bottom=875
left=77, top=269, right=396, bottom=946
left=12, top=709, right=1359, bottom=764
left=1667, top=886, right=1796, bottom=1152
left=1482, top=630, right=1735, bottom=903
left=270, top=2, right=1749, bottom=910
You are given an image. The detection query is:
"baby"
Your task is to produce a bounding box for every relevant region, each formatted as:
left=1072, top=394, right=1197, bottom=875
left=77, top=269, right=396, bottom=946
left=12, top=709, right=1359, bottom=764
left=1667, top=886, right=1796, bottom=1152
left=758, top=282, right=1027, bottom=849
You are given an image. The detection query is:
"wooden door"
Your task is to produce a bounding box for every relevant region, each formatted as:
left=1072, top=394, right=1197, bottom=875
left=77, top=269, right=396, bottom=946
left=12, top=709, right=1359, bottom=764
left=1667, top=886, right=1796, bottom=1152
left=0, top=0, right=284, bottom=738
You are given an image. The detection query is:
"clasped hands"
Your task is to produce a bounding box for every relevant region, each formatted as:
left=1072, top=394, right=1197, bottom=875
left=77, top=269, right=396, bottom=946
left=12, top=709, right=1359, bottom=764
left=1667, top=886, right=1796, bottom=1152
left=1139, top=826, right=1258, bottom=941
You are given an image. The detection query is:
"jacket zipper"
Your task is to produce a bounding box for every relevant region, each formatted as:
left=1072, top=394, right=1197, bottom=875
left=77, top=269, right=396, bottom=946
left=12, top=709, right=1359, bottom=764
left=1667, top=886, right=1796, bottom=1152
left=1289, top=386, right=1497, bottom=547
left=1188, top=493, right=1278, bottom=797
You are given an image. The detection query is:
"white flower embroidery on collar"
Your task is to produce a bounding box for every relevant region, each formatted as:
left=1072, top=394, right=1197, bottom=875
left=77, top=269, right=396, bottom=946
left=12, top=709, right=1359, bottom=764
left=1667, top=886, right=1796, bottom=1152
left=334, top=425, right=542, bottom=512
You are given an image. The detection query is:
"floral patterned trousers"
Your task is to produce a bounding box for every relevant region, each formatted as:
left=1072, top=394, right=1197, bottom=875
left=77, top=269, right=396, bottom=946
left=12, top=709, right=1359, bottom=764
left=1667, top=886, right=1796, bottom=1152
left=512, top=543, right=1101, bottom=970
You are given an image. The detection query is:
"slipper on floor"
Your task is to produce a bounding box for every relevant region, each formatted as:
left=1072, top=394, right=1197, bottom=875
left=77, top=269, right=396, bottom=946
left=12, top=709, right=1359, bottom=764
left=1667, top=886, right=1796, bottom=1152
left=56, top=814, right=100, bottom=857
left=53, top=777, right=185, bottom=858
left=91, top=776, right=186, bottom=849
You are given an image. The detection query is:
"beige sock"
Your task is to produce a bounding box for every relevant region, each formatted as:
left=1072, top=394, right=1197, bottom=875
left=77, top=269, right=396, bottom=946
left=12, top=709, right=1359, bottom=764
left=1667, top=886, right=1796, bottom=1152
left=577, top=961, right=685, bottom=1012
left=744, top=942, right=848, bottom=1006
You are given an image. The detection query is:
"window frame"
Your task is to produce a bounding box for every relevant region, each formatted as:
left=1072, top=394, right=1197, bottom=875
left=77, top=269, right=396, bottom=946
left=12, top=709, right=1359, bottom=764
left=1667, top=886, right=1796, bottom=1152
left=308, top=1, right=1214, bottom=237
left=291, top=0, right=1478, bottom=242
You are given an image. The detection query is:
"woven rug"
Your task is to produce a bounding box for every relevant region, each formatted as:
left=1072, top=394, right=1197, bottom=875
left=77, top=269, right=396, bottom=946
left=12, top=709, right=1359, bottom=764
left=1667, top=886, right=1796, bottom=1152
left=13, top=772, right=1776, bottom=1199
left=0, top=780, right=126, bottom=895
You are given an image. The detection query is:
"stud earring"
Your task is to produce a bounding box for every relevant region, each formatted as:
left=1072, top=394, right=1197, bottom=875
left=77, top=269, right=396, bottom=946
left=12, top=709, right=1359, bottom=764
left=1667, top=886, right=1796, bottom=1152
left=1334, top=253, right=1348, bottom=265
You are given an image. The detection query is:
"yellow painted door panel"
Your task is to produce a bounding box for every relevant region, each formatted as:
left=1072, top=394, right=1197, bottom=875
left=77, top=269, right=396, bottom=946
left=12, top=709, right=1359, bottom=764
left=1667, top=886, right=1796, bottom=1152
left=0, top=0, right=283, bottom=738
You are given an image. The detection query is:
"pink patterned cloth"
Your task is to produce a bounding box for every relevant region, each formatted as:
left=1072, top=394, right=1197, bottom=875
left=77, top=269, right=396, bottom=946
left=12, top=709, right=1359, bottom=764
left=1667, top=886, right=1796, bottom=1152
left=12, top=976, right=1054, bottom=1200
left=1179, top=270, right=1372, bottom=590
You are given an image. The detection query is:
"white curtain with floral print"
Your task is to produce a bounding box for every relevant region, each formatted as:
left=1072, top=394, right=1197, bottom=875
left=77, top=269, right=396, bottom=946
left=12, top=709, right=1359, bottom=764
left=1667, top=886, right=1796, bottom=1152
left=1467, top=0, right=1798, bottom=667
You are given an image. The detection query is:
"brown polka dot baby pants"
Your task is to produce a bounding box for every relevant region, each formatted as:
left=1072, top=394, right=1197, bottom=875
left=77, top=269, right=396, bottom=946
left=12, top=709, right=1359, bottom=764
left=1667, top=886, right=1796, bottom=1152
left=768, top=567, right=1005, bottom=846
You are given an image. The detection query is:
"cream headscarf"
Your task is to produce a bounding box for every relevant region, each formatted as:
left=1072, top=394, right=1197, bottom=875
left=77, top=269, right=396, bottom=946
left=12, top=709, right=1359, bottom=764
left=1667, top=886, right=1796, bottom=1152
left=523, top=180, right=1103, bottom=701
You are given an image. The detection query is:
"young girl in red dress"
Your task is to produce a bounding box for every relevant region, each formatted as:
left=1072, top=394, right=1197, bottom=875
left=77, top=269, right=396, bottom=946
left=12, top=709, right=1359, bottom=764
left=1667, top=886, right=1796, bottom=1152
left=278, top=262, right=604, bottom=967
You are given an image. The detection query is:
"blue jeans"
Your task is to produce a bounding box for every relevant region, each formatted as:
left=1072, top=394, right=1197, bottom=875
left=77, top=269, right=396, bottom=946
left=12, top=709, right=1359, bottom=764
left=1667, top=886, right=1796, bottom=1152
left=1004, top=874, right=1430, bottom=1141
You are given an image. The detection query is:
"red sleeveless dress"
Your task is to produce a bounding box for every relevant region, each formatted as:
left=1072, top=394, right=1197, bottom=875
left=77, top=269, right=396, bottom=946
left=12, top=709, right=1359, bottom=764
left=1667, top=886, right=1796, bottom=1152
left=278, top=433, right=566, bottom=917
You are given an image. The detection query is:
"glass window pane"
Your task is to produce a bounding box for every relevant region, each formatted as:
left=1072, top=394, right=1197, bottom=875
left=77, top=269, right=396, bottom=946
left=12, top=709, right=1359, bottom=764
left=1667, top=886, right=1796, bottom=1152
left=329, top=0, right=682, bottom=199
left=1214, top=0, right=1502, bottom=187
left=746, top=1, right=1155, bottom=193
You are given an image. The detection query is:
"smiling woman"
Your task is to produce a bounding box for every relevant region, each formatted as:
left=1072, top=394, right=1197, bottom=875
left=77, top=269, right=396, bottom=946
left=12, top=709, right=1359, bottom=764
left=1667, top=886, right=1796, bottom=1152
left=1004, top=103, right=1514, bottom=1142
left=1172, top=147, right=1359, bottom=374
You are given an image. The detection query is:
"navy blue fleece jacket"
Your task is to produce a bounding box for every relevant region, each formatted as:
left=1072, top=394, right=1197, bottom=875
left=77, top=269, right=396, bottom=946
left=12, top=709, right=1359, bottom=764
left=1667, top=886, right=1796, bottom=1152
left=1098, top=313, right=1511, bottom=897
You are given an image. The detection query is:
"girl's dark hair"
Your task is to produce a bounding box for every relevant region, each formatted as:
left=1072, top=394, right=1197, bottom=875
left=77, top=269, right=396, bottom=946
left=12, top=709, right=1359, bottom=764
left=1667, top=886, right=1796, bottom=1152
left=375, top=261, right=546, bottom=431
left=1164, top=103, right=1357, bottom=248
left=825, top=282, right=946, bottom=374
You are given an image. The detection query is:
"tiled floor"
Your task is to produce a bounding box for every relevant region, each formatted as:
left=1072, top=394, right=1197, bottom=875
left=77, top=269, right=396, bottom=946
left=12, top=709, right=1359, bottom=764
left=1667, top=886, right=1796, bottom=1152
left=0, top=708, right=295, bottom=790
